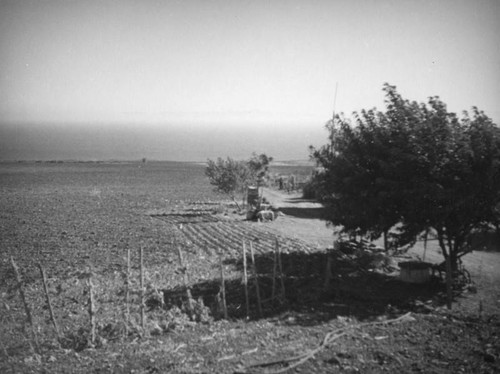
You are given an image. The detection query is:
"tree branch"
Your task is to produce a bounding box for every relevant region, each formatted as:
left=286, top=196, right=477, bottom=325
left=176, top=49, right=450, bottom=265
left=240, top=312, right=414, bottom=373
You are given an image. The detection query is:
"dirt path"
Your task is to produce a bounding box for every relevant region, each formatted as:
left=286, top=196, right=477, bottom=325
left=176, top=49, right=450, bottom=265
left=263, top=187, right=500, bottom=314
left=263, top=188, right=334, bottom=249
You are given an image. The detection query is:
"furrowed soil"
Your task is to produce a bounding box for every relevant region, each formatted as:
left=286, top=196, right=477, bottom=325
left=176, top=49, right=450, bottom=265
left=1, top=161, right=499, bottom=374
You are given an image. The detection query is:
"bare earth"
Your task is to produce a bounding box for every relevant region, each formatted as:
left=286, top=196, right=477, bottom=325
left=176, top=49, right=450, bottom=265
left=1, top=163, right=499, bottom=374
left=264, top=188, right=335, bottom=248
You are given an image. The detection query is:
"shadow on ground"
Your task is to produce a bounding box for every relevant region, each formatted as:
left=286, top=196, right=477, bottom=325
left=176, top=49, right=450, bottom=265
left=275, top=197, right=326, bottom=220
left=162, top=250, right=449, bottom=326
left=279, top=206, right=325, bottom=219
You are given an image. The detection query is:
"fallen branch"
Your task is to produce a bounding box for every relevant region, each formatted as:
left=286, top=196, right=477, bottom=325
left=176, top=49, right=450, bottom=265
left=240, top=312, right=414, bottom=373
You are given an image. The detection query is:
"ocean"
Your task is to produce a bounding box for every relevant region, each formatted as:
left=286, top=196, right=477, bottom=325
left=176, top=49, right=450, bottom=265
left=0, top=121, right=328, bottom=162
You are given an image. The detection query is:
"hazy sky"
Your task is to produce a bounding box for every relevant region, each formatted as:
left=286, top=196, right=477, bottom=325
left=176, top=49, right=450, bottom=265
left=0, top=0, right=499, bottom=160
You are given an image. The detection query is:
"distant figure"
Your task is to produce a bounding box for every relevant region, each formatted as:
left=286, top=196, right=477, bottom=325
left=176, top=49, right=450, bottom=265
left=287, top=175, right=296, bottom=193
left=278, top=176, right=284, bottom=190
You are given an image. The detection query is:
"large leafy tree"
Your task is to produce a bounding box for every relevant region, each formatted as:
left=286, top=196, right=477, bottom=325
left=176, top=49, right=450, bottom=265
left=311, top=83, right=500, bottom=272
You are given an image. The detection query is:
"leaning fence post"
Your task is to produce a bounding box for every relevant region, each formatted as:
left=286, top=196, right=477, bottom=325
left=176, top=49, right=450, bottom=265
left=10, top=257, right=40, bottom=354
left=219, top=251, right=228, bottom=319
left=176, top=225, right=194, bottom=318
left=249, top=241, right=263, bottom=317
left=272, top=240, right=278, bottom=301
left=275, top=238, right=286, bottom=301
left=242, top=241, right=250, bottom=319
left=125, top=247, right=130, bottom=336
left=38, top=263, right=61, bottom=343
left=87, top=272, right=96, bottom=345
left=139, top=246, right=146, bottom=332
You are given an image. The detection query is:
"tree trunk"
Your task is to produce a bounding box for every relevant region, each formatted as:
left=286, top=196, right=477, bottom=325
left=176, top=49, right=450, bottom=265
left=437, top=231, right=453, bottom=309
left=445, top=254, right=453, bottom=310
left=447, top=236, right=459, bottom=273
left=231, top=195, right=241, bottom=211
left=449, top=248, right=458, bottom=273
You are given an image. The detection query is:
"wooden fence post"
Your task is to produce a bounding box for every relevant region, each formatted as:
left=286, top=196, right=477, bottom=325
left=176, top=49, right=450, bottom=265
left=272, top=241, right=278, bottom=301
left=139, top=246, right=145, bottom=332
left=125, top=247, right=130, bottom=336
left=276, top=238, right=286, bottom=301
left=219, top=252, right=228, bottom=319
left=87, top=273, right=96, bottom=345
left=176, top=226, right=194, bottom=318
left=242, top=241, right=250, bottom=319
left=10, top=257, right=39, bottom=354
left=38, top=264, right=61, bottom=343
left=249, top=241, right=263, bottom=317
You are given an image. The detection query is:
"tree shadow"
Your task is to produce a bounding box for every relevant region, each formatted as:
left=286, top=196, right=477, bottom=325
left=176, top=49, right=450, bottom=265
left=279, top=207, right=326, bottom=219
left=283, top=197, right=318, bottom=204
left=162, top=250, right=449, bottom=326
left=468, top=230, right=500, bottom=252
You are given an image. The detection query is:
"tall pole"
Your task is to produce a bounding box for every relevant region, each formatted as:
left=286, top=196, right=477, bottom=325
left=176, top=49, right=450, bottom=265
left=329, top=82, right=339, bottom=150
left=332, top=82, right=339, bottom=123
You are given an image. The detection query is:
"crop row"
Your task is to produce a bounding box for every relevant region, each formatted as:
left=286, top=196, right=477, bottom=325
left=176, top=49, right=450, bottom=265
left=169, top=220, right=316, bottom=258
left=152, top=212, right=221, bottom=224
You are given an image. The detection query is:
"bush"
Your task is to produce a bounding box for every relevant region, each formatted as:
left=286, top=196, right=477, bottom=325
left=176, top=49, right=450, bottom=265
left=302, top=172, right=327, bottom=200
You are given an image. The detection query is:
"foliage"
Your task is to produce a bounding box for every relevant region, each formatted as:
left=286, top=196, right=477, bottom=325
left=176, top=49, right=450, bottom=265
left=205, top=153, right=273, bottom=208
left=205, top=157, right=249, bottom=208
left=302, top=170, right=328, bottom=200
left=247, top=152, right=274, bottom=187
left=311, top=83, right=500, bottom=269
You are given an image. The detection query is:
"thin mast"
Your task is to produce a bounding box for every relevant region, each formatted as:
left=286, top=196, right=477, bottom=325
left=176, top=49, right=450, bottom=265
left=332, top=82, right=339, bottom=123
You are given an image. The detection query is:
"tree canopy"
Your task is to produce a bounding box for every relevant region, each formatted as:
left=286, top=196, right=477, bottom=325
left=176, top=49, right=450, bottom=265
left=205, top=153, right=273, bottom=209
left=311, top=83, right=500, bottom=269
left=247, top=152, right=274, bottom=187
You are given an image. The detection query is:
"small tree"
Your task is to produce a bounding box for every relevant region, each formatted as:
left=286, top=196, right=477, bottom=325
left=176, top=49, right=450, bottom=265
left=205, top=157, right=249, bottom=210
left=311, top=84, right=500, bottom=273
left=205, top=153, right=274, bottom=210
left=247, top=153, right=274, bottom=187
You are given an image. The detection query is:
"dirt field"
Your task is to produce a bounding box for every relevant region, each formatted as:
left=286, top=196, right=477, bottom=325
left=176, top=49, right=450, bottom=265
left=1, top=161, right=499, bottom=373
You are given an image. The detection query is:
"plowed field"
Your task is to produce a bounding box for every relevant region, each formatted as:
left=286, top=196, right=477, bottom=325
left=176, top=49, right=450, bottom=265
left=1, top=161, right=499, bottom=374
left=153, top=217, right=316, bottom=257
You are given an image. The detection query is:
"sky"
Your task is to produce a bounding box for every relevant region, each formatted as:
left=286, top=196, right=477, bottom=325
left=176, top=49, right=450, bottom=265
left=0, top=0, right=499, bottom=161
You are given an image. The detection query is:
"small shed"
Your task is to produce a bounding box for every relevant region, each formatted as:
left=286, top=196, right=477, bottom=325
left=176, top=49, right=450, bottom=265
left=398, top=261, right=433, bottom=284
